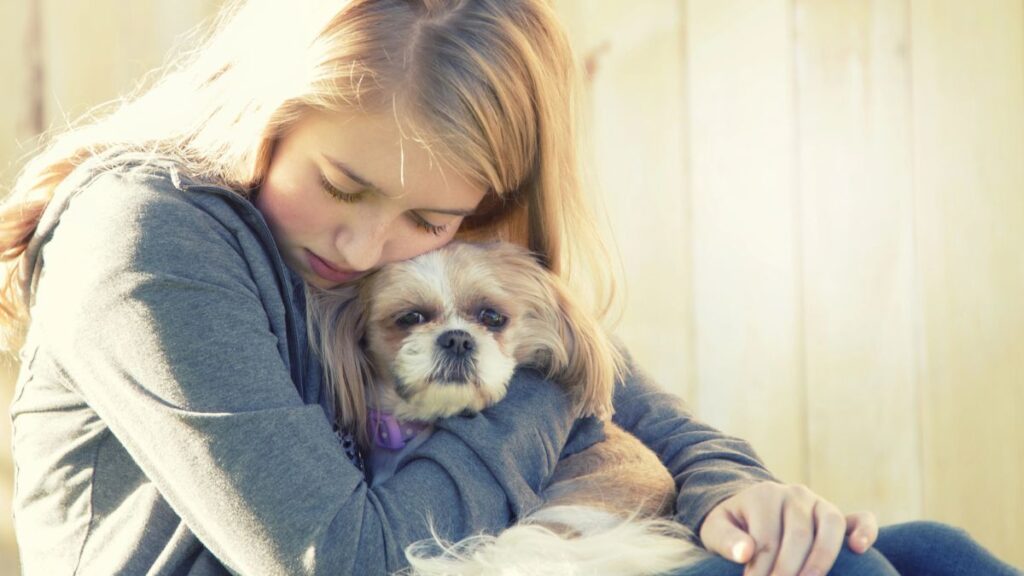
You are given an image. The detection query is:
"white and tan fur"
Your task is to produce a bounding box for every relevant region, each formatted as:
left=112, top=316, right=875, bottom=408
left=309, top=241, right=708, bottom=575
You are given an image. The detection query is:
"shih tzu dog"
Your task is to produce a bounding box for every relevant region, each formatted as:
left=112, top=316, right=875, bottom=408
left=308, top=241, right=708, bottom=575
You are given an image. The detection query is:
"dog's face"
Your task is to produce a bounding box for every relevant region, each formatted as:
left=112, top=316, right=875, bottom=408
left=361, top=242, right=563, bottom=421
left=317, top=242, right=620, bottom=445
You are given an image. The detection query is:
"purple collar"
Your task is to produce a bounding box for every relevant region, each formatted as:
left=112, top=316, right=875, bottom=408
left=367, top=409, right=430, bottom=451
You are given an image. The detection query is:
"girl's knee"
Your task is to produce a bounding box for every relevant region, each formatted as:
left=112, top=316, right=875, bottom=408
left=829, top=546, right=900, bottom=576
left=666, top=547, right=898, bottom=576
left=664, top=555, right=744, bottom=576
left=874, top=520, right=1021, bottom=575
left=879, top=519, right=973, bottom=546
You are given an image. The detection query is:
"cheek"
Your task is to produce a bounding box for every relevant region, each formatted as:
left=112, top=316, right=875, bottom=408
left=256, top=173, right=325, bottom=245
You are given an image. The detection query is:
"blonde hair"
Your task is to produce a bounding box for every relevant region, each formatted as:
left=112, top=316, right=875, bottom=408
left=0, top=0, right=618, bottom=354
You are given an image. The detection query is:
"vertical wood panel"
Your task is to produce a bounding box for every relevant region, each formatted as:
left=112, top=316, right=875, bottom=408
left=557, top=0, right=1023, bottom=563
left=40, top=1, right=217, bottom=129
left=0, top=0, right=37, bottom=187
left=911, top=0, right=1024, bottom=565
left=794, top=0, right=921, bottom=522
left=556, top=0, right=694, bottom=401
left=687, top=0, right=804, bottom=481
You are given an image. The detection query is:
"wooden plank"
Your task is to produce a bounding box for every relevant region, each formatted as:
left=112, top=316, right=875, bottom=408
left=40, top=0, right=216, bottom=130
left=794, top=0, right=921, bottom=523
left=555, top=0, right=695, bottom=402
left=0, top=0, right=39, bottom=187
left=911, top=0, right=1024, bottom=565
left=686, top=0, right=805, bottom=481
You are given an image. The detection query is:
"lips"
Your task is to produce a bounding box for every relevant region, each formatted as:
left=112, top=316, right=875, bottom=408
left=305, top=249, right=363, bottom=284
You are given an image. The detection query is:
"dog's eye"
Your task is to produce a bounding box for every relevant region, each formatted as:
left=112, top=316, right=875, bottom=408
left=478, top=308, right=507, bottom=329
left=396, top=311, right=427, bottom=328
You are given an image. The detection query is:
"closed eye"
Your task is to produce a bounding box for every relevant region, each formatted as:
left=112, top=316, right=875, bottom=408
left=322, top=171, right=454, bottom=235
left=412, top=213, right=449, bottom=236
left=320, top=173, right=363, bottom=203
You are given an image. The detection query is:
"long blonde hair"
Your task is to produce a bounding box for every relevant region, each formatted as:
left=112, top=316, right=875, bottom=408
left=0, top=0, right=618, bottom=353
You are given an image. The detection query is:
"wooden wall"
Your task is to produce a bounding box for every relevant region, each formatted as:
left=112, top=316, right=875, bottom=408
left=1, top=0, right=1021, bottom=572
left=557, top=0, right=1023, bottom=567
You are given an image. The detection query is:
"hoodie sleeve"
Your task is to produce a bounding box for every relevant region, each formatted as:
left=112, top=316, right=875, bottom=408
left=609, top=348, right=779, bottom=536
left=27, top=170, right=587, bottom=575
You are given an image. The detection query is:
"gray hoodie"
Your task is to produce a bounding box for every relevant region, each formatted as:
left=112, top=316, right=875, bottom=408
left=10, top=155, right=776, bottom=575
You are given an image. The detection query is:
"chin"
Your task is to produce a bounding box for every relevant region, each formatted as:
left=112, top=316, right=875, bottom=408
left=308, top=241, right=709, bottom=575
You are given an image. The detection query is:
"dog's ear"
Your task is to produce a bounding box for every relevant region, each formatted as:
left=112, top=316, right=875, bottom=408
left=501, top=243, right=623, bottom=420
left=307, top=286, right=373, bottom=450
left=545, top=275, right=623, bottom=420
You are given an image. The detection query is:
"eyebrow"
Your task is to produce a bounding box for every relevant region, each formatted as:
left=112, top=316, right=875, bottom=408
left=322, top=154, right=477, bottom=217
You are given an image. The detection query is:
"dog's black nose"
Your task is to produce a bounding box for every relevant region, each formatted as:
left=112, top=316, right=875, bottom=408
left=437, top=330, right=474, bottom=357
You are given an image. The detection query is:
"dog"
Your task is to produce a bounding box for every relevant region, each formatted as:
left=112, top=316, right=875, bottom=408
left=308, top=241, right=708, bottom=575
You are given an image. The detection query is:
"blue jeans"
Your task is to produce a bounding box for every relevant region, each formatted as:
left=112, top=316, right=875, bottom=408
left=669, top=521, right=1023, bottom=575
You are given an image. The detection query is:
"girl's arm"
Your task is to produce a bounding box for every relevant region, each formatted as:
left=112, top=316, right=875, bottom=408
left=608, top=347, right=779, bottom=534
left=25, top=170, right=593, bottom=575
left=609, top=349, right=880, bottom=576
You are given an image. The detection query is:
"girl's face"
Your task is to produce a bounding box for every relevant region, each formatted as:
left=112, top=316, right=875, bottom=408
left=256, top=110, right=488, bottom=289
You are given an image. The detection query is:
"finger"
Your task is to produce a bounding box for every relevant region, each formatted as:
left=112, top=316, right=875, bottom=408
left=845, top=511, right=879, bottom=553
left=796, top=502, right=846, bottom=576
left=699, top=507, right=757, bottom=564
left=741, top=493, right=787, bottom=576
left=767, top=494, right=817, bottom=576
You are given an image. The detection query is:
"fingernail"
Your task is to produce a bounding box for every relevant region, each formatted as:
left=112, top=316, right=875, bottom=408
left=731, top=541, right=746, bottom=562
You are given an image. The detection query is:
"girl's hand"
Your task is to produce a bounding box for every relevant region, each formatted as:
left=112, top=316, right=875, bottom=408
left=698, top=482, right=878, bottom=576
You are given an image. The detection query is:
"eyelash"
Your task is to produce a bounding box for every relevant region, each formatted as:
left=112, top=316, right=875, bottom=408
left=415, top=219, right=449, bottom=236
left=320, top=173, right=362, bottom=203
left=319, top=173, right=449, bottom=236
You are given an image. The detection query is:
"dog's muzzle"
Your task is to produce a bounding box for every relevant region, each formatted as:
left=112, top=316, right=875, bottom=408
left=433, top=330, right=476, bottom=383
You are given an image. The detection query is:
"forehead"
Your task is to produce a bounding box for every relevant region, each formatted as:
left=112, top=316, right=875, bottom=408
left=368, top=247, right=514, bottom=312
left=299, top=109, right=487, bottom=210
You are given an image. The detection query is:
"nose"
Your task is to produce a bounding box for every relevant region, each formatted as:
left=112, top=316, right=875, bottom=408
left=335, top=212, right=389, bottom=272
left=436, top=330, right=474, bottom=357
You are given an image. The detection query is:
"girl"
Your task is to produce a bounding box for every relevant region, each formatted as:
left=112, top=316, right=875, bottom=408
left=1, top=1, right=1017, bottom=575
